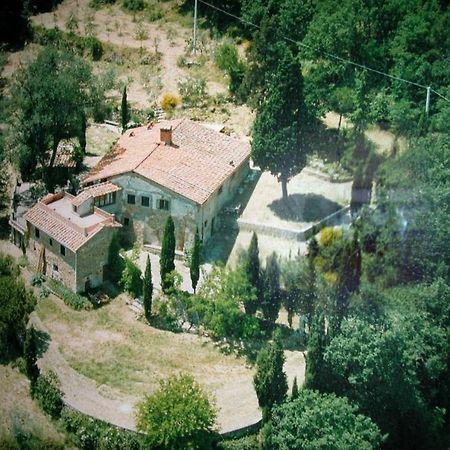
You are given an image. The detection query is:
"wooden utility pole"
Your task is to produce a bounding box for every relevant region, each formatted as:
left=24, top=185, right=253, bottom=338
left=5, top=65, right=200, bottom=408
left=193, top=0, right=198, bottom=56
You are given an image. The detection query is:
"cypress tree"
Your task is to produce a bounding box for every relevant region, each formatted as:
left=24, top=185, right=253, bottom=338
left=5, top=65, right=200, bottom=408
left=143, top=255, right=153, bottom=320
left=261, top=252, right=281, bottom=323
left=304, top=307, right=326, bottom=391
left=244, top=232, right=260, bottom=314
left=190, top=229, right=201, bottom=293
left=79, top=111, right=87, bottom=154
left=107, top=232, right=124, bottom=284
left=291, top=376, right=299, bottom=399
left=121, top=86, right=129, bottom=131
left=24, top=327, right=40, bottom=391
left=160, top=216, right=176, bottom=293
left=253, top=329, right=288, bottom=422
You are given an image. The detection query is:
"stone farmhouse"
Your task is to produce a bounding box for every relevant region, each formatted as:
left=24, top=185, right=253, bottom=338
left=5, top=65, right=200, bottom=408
left=82, top=118, right=250, bottom=250
left=22, top=191, right=121, bottom=293
left=9, top=119, right=250, bottom=293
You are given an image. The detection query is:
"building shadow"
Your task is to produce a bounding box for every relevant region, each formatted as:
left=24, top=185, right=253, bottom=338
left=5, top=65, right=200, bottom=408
left=268, top=193, right=342, bottom=223
left=203, top=169, right=262, bottom=264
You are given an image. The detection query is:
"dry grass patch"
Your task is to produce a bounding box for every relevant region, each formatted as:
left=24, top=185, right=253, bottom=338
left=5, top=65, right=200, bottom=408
left=36, top=294, right=254, bottom=398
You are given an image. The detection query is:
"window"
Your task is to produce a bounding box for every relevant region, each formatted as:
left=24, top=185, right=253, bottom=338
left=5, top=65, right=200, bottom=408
left=60, top=245, right=66, bottom=256
left=49, top=238, right=53, bottom=246
left=53, top=263, right=58, bottom=272
left=94, top=192, right=116, bottom=207
left=73, top=205, right=78, bottom=213
left=204, top=220, right=208, bottom=227
left=127, top=194, right=136, bottom=205
left=124, top=217, right=130, bottom=226
left=141, top=196, right=150, bottom=207
left=218, top=185, right=223, bottom=195
left=34, top=227, right=40, bottom=238
left=157, top=199, right=170, bottom=211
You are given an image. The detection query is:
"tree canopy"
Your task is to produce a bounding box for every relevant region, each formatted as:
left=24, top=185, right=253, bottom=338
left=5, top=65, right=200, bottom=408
left=136, top=373, right=217, bottom=449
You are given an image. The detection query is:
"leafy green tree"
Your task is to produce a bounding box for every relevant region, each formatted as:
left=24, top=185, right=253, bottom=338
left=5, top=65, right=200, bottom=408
left=143, top=255, right=153, bottom=320
left=304, top=307, right=327, bottom=391
left=0, top=255, right=36, bottom=361
left=136, top=373, right=217, bottom=449
left=107, top=232, right=124, bottom=283
left=263, top=389, right=384, bottom=450
left=261, top=253, right=281, bottom=323
left=11, top=48, right=101, bottom=188
left=253, top=330, right=288, bottom=421
left=192, top=264, right=259, bottom=340
left=120, top=257, right=142, bottom=298
left=325, top=316, right=447, bottom=449
left=121, top=86, right=129, bottom=131
left=243, top=232, right=260, bottom=314
left=251, top=46, right=313, bottom=200
left=24, top=326, right=40, bottom=388
left=160, top=216, right=176, bottom=293
left=190, top=229, right=201, bottom=293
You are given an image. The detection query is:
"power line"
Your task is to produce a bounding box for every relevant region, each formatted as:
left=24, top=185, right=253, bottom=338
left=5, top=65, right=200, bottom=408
left=197, top=0, right=450, bottom=107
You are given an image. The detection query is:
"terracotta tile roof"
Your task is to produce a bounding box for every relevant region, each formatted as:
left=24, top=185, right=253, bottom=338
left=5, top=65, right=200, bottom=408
left=72, top=182, right=121, bottom=207
left=24, top=193, right=121, bottom=252
left=54, top=139, right=78, bottom=168
left=83, top=119, right=250, bottom=204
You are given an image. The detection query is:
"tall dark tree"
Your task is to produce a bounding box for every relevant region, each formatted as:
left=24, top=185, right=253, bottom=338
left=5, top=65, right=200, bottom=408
left=24, top=326, right=40, bottom=388
left=121, top=86, right=129, bottom=131
left=107, top=232, right=124, bottom=284
left=160, top=216, right=176, bottom=293
left=251, top=45, right=313, bottom=201
left=143, top=255, right=153, bottom=320
left=291, top=376, right=299, bottom=399
left=243, top=232, right=261, bottom=314
left=333, top=231, right=361, bottom=333
left=11, top=47, right=100, bottom=189
left=304, top=307, right=327, bottom=391
left=253, top=329, right=288, bottom=421
left=261, top=253, right=281, bottom=323
left=190, top=229, right=201, bottom=293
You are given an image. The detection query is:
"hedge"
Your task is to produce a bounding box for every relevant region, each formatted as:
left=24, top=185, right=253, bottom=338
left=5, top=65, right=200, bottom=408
left=48, top=279, right=92, bottom=311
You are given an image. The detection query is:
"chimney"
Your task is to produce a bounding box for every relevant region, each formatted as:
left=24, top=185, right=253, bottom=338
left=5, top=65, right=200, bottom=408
left=160, top=126, right=172, bottom=145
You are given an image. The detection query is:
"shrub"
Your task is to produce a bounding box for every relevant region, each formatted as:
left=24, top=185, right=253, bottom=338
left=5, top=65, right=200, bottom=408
left=218, top=435, right=259, bottom=450
left=89, top=0, right=116, bottom=8
left=160, top=92, right=180, bottom=111
left=177, top=76, right=208, bottom=108
left=86, top=36, right=103, bottom=61
left=33, top=371, right=64, bottom=419
left=319, top=227, right=343, bottom=247
left=60, top=408, right=142, bottom=450
left=120, top=257, right=142, bottom=299
left=31, top=273, right=45, bottom=287
left=48, top=279, right=93, bottom=311
left=122, top=0, right=144, bottom=11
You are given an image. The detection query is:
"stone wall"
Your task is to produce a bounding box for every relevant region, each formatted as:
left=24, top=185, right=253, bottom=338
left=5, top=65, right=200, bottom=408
left=76, top=226, right=116, bottom=293
left=26, top=223, right=77, bottom=291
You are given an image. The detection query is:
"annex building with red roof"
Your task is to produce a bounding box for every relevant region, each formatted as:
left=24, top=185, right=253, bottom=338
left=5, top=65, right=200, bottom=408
left=83, top=118, right=250, bottom=249
left=22, top=191, right=121, bottom=293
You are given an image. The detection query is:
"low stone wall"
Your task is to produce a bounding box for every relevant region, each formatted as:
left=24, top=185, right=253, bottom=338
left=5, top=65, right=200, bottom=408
left=237, top=205, right=350, bottom=241
left=143, top=243, right=186, bottom=261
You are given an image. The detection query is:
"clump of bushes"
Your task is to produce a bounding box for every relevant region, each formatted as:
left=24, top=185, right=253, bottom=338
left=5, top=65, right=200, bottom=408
left=32, top=26, right=104, bottom=61
left=48, top=279, right=93, bottom=311
left=122, top=0, right=145, bottom=11
left=61, top=409, right=142, bottom=450
left=33, top=371, right=64, bottom=419
left=177, top=76, right=208, bottom=108
left=160, top=92, right=180, bottom=112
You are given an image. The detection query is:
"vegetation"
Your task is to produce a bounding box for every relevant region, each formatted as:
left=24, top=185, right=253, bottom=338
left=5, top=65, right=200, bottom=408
left=143, top=255, right=153, bottom=320
left=242, top=232, right=261, bottom=315
left=9, top=47, right=102, bottom=189
left=48, top=279, right=93, bottom=311
left=0, top=254, right=36, bottom=361
left=190, top=229, right=201, bottom=293
left=107, top=232, right=124, bottom=284
left=121, top=86, right=129, bottom=130
left=261, top=253, right=281, bottom=323
left=24, top=326, right=40, bottom=389
left=33, top=371, right=64, bottom=419
left=253, top=330, right=288, bottom=421
left=263, top=389, right=384, bottom=449
left=120, top=256, right=143, bottom=299
left=160, top=216, right=176, bottom=293
left=136, top=373, right=217, bottom=449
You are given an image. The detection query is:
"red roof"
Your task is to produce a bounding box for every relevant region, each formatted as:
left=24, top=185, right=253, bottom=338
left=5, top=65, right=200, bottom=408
left=72, top=182, right=121, bottom=207
left=83, top=119, right=250, bottom=204
left=24, top=193, right=121, bottom=251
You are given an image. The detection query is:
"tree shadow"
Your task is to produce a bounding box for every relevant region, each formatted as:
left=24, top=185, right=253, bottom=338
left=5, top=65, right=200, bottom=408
left=268, top=193, right=342, bottom=223
left=34, top=329, right=51, bottom=358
